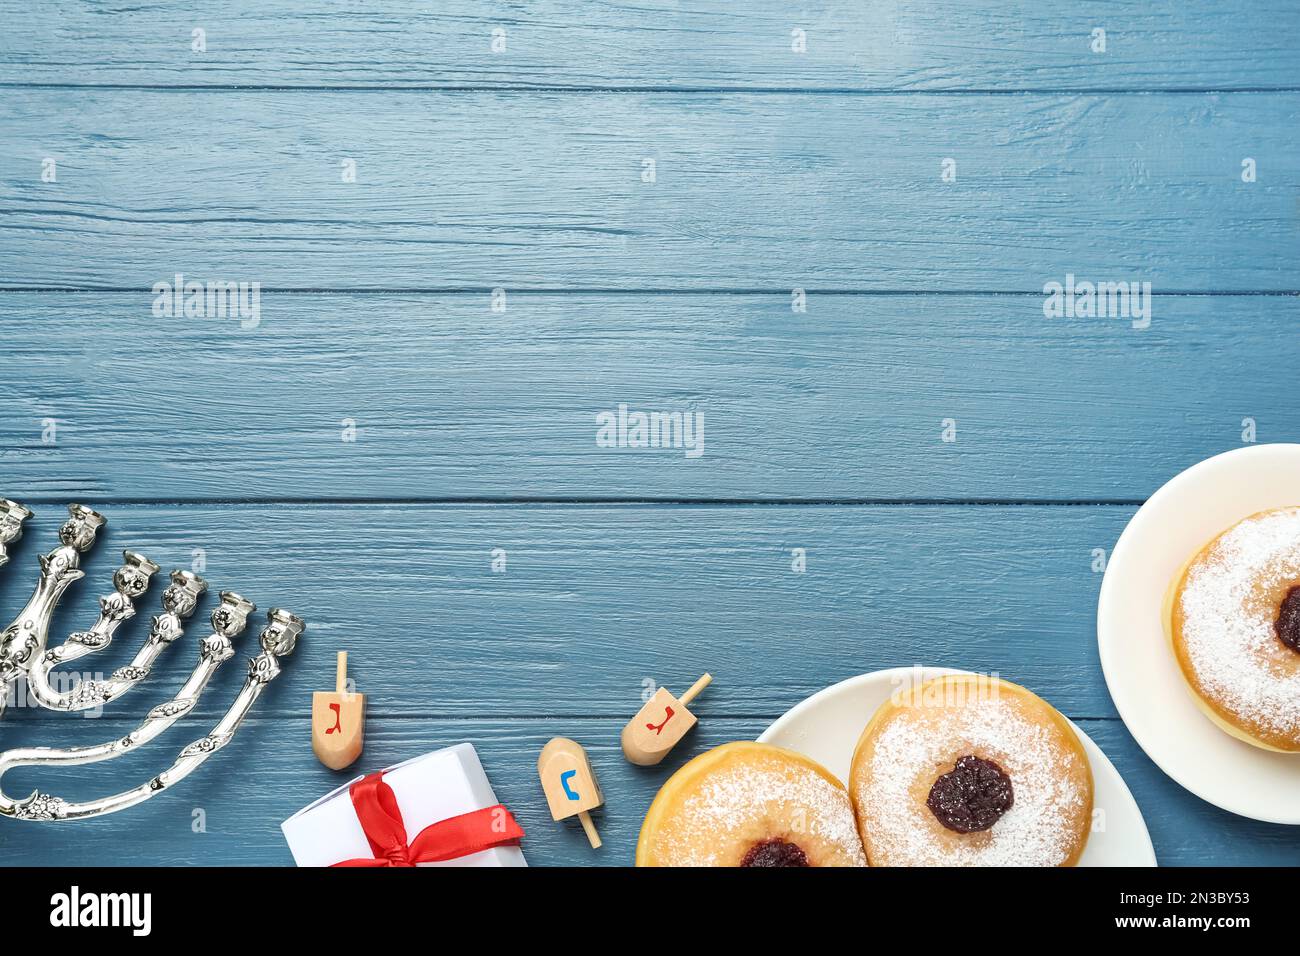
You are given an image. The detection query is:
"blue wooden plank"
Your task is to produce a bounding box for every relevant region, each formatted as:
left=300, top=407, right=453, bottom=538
left=0, top=502, right=1134, bottom=721
left=0, top=293, right=1293, bottom=502
left=1, top=1, right=1296, bottom=91
left=1, top=91, right=1295, bottom=290
left=0, top=716, right=1295, bottom=865
left=0, top=0, right=1293, bottom=873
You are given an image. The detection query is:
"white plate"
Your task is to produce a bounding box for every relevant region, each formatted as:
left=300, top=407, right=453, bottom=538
left=758, top=666, right=1156, bottom=865
left=1098, top=443, right=1300, bottom=823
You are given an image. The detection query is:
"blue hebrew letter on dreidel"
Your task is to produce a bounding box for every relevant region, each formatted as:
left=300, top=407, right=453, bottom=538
left=538, top=737, right=602, bottom=820
left=561, top=769, right=579, bottom=800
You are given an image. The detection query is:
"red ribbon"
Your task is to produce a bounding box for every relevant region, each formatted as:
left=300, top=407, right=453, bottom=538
left=331, top=771, right=524, bottom=867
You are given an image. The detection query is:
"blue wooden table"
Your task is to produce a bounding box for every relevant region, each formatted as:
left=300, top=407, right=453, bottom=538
left=0, top=2, right=1297, bottom=866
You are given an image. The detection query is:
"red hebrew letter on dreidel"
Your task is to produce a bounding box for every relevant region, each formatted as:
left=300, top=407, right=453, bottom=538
left=646, top=705, right=675, bottom=735
left=621, top=674, right=711, bottom=766
left=326, top=702, right=342, bottom=734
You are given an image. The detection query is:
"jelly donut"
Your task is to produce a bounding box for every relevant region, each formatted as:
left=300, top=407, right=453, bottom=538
left=849, top=675, right=1092, bottom=866
left=635, top=742, right=867, bottom=867
left=1170, top=506, right=1300, bottom=752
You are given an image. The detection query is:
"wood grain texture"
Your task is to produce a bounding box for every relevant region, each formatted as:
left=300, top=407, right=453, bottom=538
left=0, top=292, right=1293, bottom=502
left=2, top=90, right=1296, bottom=291
left=2, top=2, right=1295, bottom=869
left=1, top=1, right=1296, bottom=91
left=0, top=502, right=1132, bottom=721
left=1, top=716, right=1297, bottom=866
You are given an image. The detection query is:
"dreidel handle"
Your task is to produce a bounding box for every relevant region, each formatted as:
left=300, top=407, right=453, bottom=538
left=336, top=651, right=348, bottom=695
left=679, top=673, right=712, bottom=707
left=577, top=810, right=601, bottom=849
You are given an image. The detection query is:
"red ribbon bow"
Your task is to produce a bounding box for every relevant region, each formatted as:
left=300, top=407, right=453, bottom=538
left=331, top=771, right=524, bottom=867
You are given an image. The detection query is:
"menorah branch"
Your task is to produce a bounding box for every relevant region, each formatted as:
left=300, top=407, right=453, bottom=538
left=0, top=501, right=305, bottom=822
left=28, top=569, right=207, bottom=712
left=0, top=504, right=106, bottom=715
left=0, top=605, right=301, bottom=822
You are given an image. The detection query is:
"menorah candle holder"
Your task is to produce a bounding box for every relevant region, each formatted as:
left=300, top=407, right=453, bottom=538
left=0, top=501, right=304, bottom=821
left=0, top=499, right=32, bottom=568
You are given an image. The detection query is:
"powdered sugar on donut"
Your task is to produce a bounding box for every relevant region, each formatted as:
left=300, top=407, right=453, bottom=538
left=652, top=754, right=866, bottom=867
left=1178, top=507, right=1300, bottom=738
left=856, top=696, right=1089, bottom=866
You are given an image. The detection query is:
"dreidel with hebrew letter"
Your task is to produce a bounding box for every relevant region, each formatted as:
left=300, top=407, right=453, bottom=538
left=538, top=737, right=603, bottom=848
left=621, top=673, right=712, bottom=766
left=312, top=651, right=365, bottom=770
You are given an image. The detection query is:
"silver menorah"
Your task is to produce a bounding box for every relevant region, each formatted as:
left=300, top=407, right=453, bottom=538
left=0, top=500, right=304, bottom=821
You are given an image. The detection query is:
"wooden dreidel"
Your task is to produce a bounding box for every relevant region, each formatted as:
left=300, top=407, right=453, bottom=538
left=538, top=737, right=604, bottom=848
left=312, top=651, right=365, bottom=770
left=621, top=673, right=712, bottom=766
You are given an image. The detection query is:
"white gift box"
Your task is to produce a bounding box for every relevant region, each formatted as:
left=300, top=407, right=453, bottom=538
left=281, top=743, right=527, bottom=867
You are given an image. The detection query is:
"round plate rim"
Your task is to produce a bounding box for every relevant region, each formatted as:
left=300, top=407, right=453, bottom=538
left=1097, top=442, right=1300, bottom=824
left=758, top=665, right=1156, bottom=866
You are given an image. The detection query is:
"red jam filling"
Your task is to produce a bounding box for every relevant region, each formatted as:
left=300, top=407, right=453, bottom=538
left=740, top=838, right=810, bottom=867
left=926, top=755, right=1014, bottom=833
left=1275, top=586, right=1300, bottom=654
